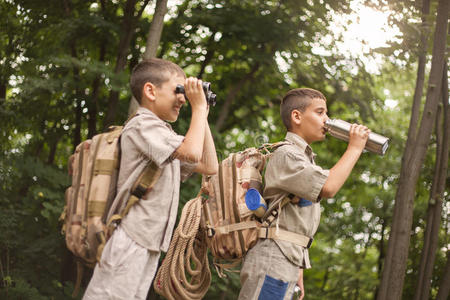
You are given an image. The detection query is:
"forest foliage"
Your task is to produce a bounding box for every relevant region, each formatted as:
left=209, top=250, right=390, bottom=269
left=0, top=0, right=448, bottom=299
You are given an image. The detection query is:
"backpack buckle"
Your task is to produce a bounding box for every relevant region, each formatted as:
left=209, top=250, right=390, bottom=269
left=207, top=227, right=215, bottom=237
left=132, top=184, right=147, bottom=199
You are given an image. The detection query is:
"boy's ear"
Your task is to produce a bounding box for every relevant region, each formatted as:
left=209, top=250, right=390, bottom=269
left=143, top=82, right=157, bottom=102
left=291, top=109, right=302, bottom=126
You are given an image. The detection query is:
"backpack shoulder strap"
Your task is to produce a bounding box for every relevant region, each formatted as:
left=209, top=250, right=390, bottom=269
left=258, top=140, right=292, bottom=155
left=124, top=112, right=140, bottom=126
left=106, top=159, right=162, bottom=229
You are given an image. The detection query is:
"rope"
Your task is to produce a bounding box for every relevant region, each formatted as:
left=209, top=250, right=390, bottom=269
left=154, top=196, right=211, bottom=300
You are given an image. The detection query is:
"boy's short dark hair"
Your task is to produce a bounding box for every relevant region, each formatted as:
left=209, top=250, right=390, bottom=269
left=130, top=58, right=185, bottom=103
left=280, top=88, right=327, bottom=130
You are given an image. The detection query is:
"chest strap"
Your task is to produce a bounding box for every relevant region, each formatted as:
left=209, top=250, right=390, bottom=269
left=258, top=227, right=313, bottom=248
left=259, top=194, right=312, bottom=248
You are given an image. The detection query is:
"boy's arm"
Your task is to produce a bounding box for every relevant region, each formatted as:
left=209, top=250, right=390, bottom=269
left=194, top=119, right=218, bottom=175
left=173, top=77, right=208, bottom=163
left=320, top=124, right=369, bottom=198
left=297, top=268, right=305, bottom=300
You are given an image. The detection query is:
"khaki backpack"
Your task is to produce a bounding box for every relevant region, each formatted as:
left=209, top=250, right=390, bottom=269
left=60, top=123, right=161, bottom=296
left=201, top=142, right=314, bottom=275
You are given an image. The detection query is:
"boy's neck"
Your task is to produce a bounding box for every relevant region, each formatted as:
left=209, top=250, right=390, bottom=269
left=138, top=104, right=160, bottom=118
left=288, top=129, right=310, bottom=145
left=140, top=100, right=153, bottom=112
left=140, top=102, right=160, bottom=116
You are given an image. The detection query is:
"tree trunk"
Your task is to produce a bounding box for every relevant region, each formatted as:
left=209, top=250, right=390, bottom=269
left=88, top=44, right=106, bottom=138
left=436, top=251, right=450, bottom=300
left=71, top=43, right=82, bottom=151
left=63, top=0, right=83, bottom=151
left=215, top=63, right=260, bottom=132
left=376, top=1, right=449, bottom=299
left=321, top=264, right=330, bottom=292
left=104, top=0, right=150, bottom=129
left=128, top=0, right=169, bottom=117
left=374, top=217, right=386, bottom=300
left=197, top=32, right=216, bottom=78
left=414, top=64, right=449, bottom=300
left=0, top=80, right=6, bottom=101
left=143, top=0, right=168, bottom=60
left=47, top=135, right=61, bottom=165
left=404, top=0, right=430, bottom=164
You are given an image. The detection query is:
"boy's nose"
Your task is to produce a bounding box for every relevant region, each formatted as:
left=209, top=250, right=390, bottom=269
left=177, top=93, right=186, bottom=104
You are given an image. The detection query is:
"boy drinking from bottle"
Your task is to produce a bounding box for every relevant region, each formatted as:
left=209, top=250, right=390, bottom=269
left=239, top=88, right=369, bottom=300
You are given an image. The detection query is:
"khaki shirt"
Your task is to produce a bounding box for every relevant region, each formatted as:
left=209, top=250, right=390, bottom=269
left=263, top=132, right=329, bottom=268
left=116, top=107, right=195, bottom=252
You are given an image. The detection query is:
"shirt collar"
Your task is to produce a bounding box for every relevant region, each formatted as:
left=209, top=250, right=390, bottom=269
left=135, top=106, right=173, bottom=130
left=285, top=131, right=315, bottom=159
left=136, top=106, right=157, bottom=117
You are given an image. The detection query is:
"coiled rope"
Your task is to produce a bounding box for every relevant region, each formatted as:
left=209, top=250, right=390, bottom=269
left=154, top=196, right=211, bottom=300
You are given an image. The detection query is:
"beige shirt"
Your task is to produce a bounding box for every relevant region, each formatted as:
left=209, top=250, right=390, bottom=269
left=263, top=132, right=329, bottom=268
left=116, top=107, right=195, bottom=252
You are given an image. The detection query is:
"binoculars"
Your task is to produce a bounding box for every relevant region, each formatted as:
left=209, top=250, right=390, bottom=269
left=175, top=82, right=217, bottom=107
left=324, top=119, right=390, bottom=155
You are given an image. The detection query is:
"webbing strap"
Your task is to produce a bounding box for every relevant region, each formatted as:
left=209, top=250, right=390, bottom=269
left=131, top=160, right=161, bottom=198
left=231, top=154, right=246, bottom=256
left=218, top=163, right=226, bottom=222
left=214, top=221, right=259, bottom=235
left=258, top=227, right=313, bottom=248
left=212, top=258, right=241, bottom=278
left=121, top=195, right=140, bottom=217
left=106, top=126, right=123, bottom=143
left=88, top=201, right=106, bottom=217
left=106, top=214, right=122, bottom=228
left=95, top=231, right=107, bottom=263
left=94, top=159, right=117, bottom=175
left=72, top=214, right=83, bottom=223
left=261, top=195, right=298, bottom=227
left=72, top=260, right=84, bottom=297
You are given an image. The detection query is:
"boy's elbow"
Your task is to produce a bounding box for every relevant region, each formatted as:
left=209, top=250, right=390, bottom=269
left=320, top=185, right=337, bottom=199
left=196, top=162, right=218, bottom=175
left=207, top=163, right=219, bottom=175
left=203, top=154, right=218, bottom=175
left=175, top=147, right=202, bottom=163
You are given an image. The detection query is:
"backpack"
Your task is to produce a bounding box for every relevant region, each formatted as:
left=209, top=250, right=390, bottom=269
left=200, top=143, right=284, bottom=274
left=201, top=142, right=315, bottom=275
left=61, top=126, right=122, bottom=267
left=60, top=124, right=161, bottom=296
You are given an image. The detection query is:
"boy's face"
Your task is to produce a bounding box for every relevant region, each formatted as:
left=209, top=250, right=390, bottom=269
left=151, top=74, right=186, bottom=122
left=292, top=97, right=328, bottom=144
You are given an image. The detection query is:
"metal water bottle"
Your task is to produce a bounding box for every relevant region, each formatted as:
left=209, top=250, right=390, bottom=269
left=324, top=119, right=389, bottom=156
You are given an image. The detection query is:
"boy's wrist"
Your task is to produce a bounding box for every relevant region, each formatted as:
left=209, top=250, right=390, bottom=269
left=346, top=145, right=364, bottom=156
left=191, top=106, right=208, bottom=119
left=191, top=105, right=208, bottom=113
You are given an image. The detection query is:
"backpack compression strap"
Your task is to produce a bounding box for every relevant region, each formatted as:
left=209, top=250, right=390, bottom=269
left=258, top=227, right=313, bottom=248
left=259, top=194, right=314, bottom=248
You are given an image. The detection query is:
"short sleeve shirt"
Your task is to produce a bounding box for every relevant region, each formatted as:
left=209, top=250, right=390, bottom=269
left=116, top=107, right=195, bottom=252
left=263, top=132, right=329, bottom=268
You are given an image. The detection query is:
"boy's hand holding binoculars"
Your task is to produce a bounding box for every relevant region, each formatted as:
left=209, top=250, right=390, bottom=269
left=176, top=78, right=217, bottom=107
left=184, top=77, right=208, bottom=111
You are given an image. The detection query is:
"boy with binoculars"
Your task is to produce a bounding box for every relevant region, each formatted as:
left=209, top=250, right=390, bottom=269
left=83, top=58, right=218, bottom=300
